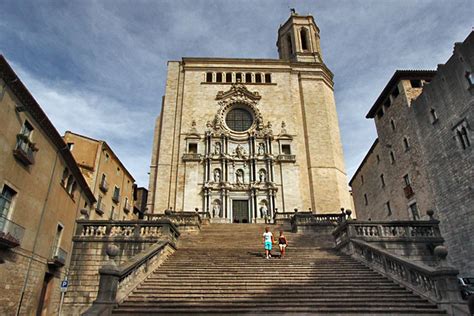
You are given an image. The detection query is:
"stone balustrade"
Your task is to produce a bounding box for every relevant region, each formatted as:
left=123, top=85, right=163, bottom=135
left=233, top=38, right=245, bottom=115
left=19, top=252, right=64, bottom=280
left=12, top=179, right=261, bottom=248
left=291, top=212, right=345, bottom=233
left=75, top=219, right=180, bottom=242
left=83, top=241, right=176, bottom=315
left=349, top=240, right=465, bottom=315
left=143, top=211, right=202, bottom=232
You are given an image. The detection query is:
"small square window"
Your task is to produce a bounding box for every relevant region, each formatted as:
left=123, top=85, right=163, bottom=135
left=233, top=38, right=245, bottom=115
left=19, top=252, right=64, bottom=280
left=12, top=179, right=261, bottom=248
left=206, top=72, right=213, bottom=83
left=225, top=73, right=232, bottom=83
left=391, top=86, right=400, bottom=98
left=245, top=73, right=252, bottom=83
left=410, top=80, right=422, bottom=88
left=216, top=73, right=222, bottom=83
left=281, top=144, right=291, bottom=155
left=384, top=98, right=391, bottom=108
left=188, top=143, right=198, bottom=153
left=264, top=73, right=271, bottom=83
left=377, top=109, right=384, bottom=119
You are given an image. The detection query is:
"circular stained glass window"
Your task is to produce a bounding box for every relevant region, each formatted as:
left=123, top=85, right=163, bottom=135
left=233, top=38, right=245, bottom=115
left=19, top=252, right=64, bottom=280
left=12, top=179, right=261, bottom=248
left=225, top=107, right=253, bottom=132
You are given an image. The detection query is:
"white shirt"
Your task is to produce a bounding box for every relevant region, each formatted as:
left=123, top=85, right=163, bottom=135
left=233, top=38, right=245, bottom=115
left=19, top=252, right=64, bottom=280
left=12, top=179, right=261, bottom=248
left=263, top=232, right=273, bottom=243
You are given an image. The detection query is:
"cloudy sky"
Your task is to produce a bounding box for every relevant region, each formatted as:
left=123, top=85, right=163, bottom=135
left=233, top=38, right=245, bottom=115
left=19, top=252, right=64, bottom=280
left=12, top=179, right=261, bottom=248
left=1, top=0, right=472, bottom=187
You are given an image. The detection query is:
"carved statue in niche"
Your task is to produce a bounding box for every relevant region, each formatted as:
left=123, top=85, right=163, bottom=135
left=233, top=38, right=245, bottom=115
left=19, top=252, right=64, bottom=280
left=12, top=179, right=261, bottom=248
left=258, top=143, right=265, bottom=155
left=214, top=142, right=221, bottom=155
left=234, top=144, right=247, bottom=159
left=213, top=168, right=221, bottom=183
left=260, top=203, right=268, bottom=218
left=212, top=200, right=222, bottom=218
left=236, top=169, right=244, bottom=184
left=258, top=169, right=266, bottom=183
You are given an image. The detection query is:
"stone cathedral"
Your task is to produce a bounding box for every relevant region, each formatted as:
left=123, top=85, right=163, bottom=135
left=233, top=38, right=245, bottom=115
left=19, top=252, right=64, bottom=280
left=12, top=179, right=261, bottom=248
left=148, top=12, right=352, bottom=222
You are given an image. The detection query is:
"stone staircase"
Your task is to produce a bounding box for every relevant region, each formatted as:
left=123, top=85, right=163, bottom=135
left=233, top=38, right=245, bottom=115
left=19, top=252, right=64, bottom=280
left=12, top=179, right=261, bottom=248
left=112, top=223, right=445, bottom=315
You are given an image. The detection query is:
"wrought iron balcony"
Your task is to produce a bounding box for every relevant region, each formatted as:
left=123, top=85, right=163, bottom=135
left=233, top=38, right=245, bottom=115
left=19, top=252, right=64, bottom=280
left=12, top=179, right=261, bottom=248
left=13, top=134, right=36, bottom=166
left=48, top=246, right=67, bottom=267
left=404, top=185, right=415, bottom=199
left=112, top=194, right=120, bottom=203
left=123, top=201, right=131, bottom=213
left=99, top=179, right=109, bottom=192
left=95, top=202, right=105, bottom=215
left=0, top=215, right=25, bottom=248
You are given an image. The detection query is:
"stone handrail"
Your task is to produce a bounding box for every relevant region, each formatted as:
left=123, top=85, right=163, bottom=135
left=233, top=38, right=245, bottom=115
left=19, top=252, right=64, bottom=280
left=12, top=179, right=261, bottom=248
left=333, top=220, right=444, bottom=247
left=74, top=219, right=180, bottom=241
left=83, top=241, right=176, bottom=316
left=349, top=239, right=465, bottom=314
left=143, top=212, right=202, bottom=231
left=291, top=212, right=345, bottom=225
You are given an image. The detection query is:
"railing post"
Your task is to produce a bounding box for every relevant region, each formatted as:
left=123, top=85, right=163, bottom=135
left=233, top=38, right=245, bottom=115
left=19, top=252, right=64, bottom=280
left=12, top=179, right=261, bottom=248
left=83, top=244, right=120, bottom=315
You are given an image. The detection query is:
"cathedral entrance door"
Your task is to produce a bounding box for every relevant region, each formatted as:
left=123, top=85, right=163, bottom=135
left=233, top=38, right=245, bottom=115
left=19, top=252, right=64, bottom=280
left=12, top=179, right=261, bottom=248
left=232, top=200, right=249, bottom=223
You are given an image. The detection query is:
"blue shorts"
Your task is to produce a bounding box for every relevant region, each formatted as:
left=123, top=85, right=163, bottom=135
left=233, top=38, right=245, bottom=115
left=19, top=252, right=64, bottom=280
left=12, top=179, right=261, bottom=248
left=264, top=241, right=272, bottom=250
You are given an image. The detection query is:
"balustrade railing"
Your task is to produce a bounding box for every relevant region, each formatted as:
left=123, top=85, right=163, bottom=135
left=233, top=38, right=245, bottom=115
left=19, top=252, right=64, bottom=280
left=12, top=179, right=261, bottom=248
left=143, top=211, right=202, bottom=229
left=0, top=215, right=25, bottom=248
left=75, top=219, right=180, bottom=241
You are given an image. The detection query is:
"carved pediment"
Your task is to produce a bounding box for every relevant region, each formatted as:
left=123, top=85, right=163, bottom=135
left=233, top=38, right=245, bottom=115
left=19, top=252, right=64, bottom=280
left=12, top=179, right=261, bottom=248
left=216, top=83, right=261, bottom=103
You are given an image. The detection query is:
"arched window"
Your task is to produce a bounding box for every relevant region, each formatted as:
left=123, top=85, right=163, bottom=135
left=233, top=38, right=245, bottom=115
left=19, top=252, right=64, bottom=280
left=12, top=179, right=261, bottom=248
left=300, top=28, right=308, bottom=50
left=287, top=34, right=293, bottom=55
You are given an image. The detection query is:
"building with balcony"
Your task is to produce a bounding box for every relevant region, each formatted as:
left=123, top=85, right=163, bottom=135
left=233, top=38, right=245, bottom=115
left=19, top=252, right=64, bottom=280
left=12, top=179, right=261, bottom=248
left=0, top=55, right=95, bottom=315
left=350, top=31, right=474, bottom=274
left=63, top=131, right=136, bottom=220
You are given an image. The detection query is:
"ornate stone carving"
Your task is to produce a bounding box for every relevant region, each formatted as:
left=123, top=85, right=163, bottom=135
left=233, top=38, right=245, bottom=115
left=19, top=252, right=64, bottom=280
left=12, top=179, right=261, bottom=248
left=216, top=83, right=261, bottom=104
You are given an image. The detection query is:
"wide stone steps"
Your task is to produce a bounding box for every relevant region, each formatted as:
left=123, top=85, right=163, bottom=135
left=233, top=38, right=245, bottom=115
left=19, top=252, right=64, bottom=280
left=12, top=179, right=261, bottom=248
left=112, top=224, right=445, bottom=315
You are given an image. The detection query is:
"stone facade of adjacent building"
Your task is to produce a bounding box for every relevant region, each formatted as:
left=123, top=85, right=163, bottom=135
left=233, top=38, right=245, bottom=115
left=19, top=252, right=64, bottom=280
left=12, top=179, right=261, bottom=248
left=63, top=131, right=136, bottom=220
left=0, top=55, right=95, bottom=315
left=350, top=31, right=474, bottom=275
left=148, top=13, right=353, bottom=222
left=411, top=32, right=474, bottom=275
left=350, top=71, right=437, bottom=222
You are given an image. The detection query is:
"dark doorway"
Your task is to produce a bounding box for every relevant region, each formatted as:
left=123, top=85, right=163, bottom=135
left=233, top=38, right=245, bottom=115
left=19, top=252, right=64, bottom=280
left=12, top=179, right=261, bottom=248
left=232, top=200, right=249, bottom=223
left=36, top=272, right=54, bottom=316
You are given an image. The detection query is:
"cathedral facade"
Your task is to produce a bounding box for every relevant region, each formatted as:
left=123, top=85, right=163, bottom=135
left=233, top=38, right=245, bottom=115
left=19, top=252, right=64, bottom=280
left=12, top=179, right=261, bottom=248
left=148, top=13, right=352, bottom=222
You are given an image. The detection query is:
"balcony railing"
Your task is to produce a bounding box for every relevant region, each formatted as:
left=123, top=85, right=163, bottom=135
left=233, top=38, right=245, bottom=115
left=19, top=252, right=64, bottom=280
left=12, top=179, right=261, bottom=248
left=277, top=154, right=296, bottom=162
left=112, top=194, right=120, bottom=203
left=182, top=153, right=201, bottom=161
left=0, top=216, right=25, bottom=248
left=99, top=179, right=109, bottom=192
left=95, top=202, right=105, bottom=215
left=13, top=134, right=36, bottom=166
left=48, top=246, right=67, bottom=267
left=404, top=185, right=415, bottom=199
left=123, top=201, right=131, bottom=213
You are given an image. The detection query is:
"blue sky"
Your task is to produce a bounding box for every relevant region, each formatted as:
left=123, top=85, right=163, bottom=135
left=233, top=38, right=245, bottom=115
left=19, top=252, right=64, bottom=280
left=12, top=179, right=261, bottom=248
left=1, top=0, right=472, bottom=187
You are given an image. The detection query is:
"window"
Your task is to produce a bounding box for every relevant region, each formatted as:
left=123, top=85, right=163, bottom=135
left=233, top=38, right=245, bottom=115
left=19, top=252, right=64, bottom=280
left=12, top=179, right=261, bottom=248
left=225, top=72, right=232, bottom=83
left=376, top=155, right=380, bottom=163
left=255, top=73, right=262, bottom=83
left=216, top=73, right=222, bottom=82
left=287, top=34, right=293, bottom=55
left=403, top=174, right=411, bottom=186
left=410, top=80, right=422, bottom=88
left=281, top=144, right=291, bottom=155
left=456, top=126, right=471, bottom=149
left=61, top=168, right=69, bottom=186
left=52, top=224, right=63, bottom=256
left=403, top=137, right=410, bottom=151
left=110, top=206, right=116, bottom=220
left=113, top=186, right=120, bottom=203
left=225, top=107, right=253, bottom=132
left=300, top=28, right=308, bottom=50
left=66, top=175, right=75, bottom=195
left=391, top=86, right=400, bottom=98
left=0, top=185, right=16, bottom=219
left=105, top=153, right=110, bottom=162
left=380, top=174, right=385, bottom=187
left=385, top=201, right=392, bottom=216
left=466, top=72, right=474, bottom=86
left=14, top=120, right=35, bottom=165
left=384, top=98, right=391, bottom=108
left=206, top=72, right=212, bottom=83
left=430, top=108, right=438, bottom=123
left=264, top=73, right=271, bottom=83
left=236, top=73, right=242, bottom=82
left=409, top=203, right=420, bottom=220
left=361, top=175, right=364, bottom=184
left=67, top=142, right=74, bottom=150
left=377, top=109, right=384, bottom=118
left=364, top=194, right=368, bottom=206
left=390, top=151, right=395, bottom=164
left=188, top=143, right=198, bottom=153
left=245, top=73, right=252, bottom=83
left=390, top=119, right=395, bottom=131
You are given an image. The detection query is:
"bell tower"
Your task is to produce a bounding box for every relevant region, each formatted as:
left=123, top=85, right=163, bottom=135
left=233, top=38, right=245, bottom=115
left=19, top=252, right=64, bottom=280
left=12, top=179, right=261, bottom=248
left=277, top=10, right=323, bottom=63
